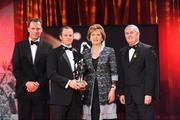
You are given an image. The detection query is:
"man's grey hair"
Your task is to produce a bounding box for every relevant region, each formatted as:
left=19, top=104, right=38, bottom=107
left=125, top=24, right=140, bottom=33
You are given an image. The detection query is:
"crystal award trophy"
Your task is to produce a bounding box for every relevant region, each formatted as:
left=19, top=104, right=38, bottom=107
left=74, top=58, right=85, bottom=82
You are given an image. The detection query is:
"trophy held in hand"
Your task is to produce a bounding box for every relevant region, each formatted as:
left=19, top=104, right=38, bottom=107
left=74, top=58, right=87, bottom=91
left=74, top=58, right=85, bottom=82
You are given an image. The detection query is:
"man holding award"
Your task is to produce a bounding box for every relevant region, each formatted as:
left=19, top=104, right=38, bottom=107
left=47, top=26, right=87, bottom=120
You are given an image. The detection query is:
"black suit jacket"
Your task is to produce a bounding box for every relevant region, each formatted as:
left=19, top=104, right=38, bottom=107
left=117, top=42, right=159, bottom=104
left=47, top=45, right=82, bottom=106
left=12, top=39, right=51, bottom=100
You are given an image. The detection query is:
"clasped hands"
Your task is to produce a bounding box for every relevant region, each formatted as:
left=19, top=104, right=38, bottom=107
left=25, top=81, right=39, bottom=92
left=69, top=79, right=87, bottom=91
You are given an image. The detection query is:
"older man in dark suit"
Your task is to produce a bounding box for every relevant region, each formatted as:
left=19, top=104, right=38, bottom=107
left=117, top=24, right=159, bottom=120
left=12, top=18, right=51, bottom=120
left=47, top=26, right=87, bottom=120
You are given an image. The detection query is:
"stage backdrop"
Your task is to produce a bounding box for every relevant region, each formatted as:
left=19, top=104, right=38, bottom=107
left=43, top=25, right=158, bottom=52
left=158, top=0, right=180, bottom=119
left=0, top=1, right=18, bottom=120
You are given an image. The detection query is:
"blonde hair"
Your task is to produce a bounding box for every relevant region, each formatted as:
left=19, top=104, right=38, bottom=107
left=87, top=24, right=106, bottom=41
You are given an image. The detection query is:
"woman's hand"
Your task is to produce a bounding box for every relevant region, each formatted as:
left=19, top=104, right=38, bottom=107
left=108, top=86, right=116, bottom=103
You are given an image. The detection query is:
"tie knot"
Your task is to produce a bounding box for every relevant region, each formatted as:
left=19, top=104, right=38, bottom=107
left=128, top=45, right=137, bottom=50
left=31, top=41, right=39, bottom=46
left=64, top=47, right=73, bottom=51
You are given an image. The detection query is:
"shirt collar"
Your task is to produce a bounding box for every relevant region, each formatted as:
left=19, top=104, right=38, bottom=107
left=29, top=38, right=40, bottom=44
left=61, top=43, right=72, bottom=48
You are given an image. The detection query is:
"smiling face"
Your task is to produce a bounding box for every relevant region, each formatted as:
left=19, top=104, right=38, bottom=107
left=59, top=28, right=74, bottom=46
left=28, top=21, right=43, bottom=41
left=124, top=25, right=140, bottom=46
left=87, top=24, right=106, bottom=46
left=89, top=30, right=103, bottom=46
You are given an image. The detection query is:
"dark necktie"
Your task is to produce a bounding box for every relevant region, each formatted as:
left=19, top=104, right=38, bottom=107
left=31, top=41, right=39, bottom=46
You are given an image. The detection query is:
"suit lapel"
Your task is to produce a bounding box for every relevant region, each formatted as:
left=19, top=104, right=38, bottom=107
left=123, top=47, right=130, bottom=67
left=130, top=49, right=139, bottom=64
left=63, top=52, right=73, bottom=71
left=96, top=47, right=106, bottom=72
left=24, top=40, right=33, bottom=64
left=34, top=40, right=42, bottom=64
left=59, top=45, right=74, bottom=72
left=86, top=49, right=95, bottom=72
left=129, top=42, right=142, bottom=65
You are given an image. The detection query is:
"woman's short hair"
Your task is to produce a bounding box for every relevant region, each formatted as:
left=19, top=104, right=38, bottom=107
left=87, top=24, right=106, bottom=41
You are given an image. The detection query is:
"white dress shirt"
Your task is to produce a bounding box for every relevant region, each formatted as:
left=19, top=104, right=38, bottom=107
left=61, top=43, right=75, bottom=72
left=29, top=38, right=40, bottom=64
left=61, top=43, right=75, bottom=88
left=129, top=48, right=135, bottom=62
left=129, top=41, right=139, bottom=62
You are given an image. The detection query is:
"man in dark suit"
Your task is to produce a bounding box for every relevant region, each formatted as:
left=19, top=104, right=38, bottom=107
left=47, top=26, right=87, bottom=120
left=12, top=18, right=51, bottom=120
left=117, top=24, right=159, bottom=120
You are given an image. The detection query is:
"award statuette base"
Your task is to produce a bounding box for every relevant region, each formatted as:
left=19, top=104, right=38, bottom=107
left=77, top=76, right=87, bottom=91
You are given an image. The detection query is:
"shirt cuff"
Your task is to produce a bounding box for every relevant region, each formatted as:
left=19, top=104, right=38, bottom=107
left=65, top=80, right=71, bottom=88
left=35, top=82, right=40, bottom=86
left=111, top=75, right=118, bottom=81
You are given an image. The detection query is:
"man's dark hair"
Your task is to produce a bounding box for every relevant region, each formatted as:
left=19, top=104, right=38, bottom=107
left=59, top=26, right=73, bottom=36
left=26, top=18, right=42, bottom=27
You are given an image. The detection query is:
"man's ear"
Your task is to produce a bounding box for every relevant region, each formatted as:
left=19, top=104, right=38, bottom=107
left=27, top=28, right=30, bottom=33
left=59, top=35, right=62, bottom=41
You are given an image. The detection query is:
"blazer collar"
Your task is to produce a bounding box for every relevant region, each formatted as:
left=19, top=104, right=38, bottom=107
left=60, top=45, right=76, bottom=72
left=24, top=40, right=33, bottom=63
left=87, top=46, right=107, bottom=72
left=95, top=47, right=107, bottom=71
left=128, top=42, right=142, bottom=65
left=24, top=39, right=45, bottom=65
left=34, top=40, right=44, bottom=64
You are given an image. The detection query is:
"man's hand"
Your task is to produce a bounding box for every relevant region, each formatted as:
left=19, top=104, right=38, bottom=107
left=119, top=95, right=125, bottom=104
left=78, top=80, right=87, bottom=91
left=69, top=80, right=82, bottom=90
left=26, top=81, right=39, bottom=92
left=69, top=80, right=87, bottom=90
left=144, top=95, right=152, bottom=105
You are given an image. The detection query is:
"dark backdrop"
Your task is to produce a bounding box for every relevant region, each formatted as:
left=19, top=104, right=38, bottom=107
left=44, top=25, right=158, bottom=52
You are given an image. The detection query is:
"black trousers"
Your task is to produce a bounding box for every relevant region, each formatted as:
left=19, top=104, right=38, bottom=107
left=17, top=96, right=49, bottom=120
left=125, top=100, right=154, bottom=120
left=51, top=92, right=81, bottom=120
